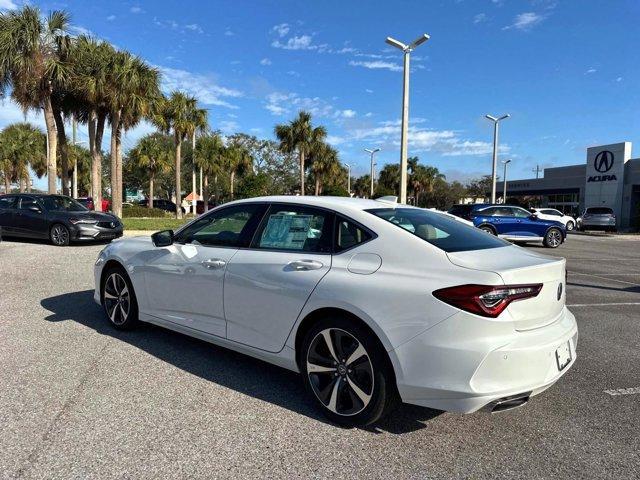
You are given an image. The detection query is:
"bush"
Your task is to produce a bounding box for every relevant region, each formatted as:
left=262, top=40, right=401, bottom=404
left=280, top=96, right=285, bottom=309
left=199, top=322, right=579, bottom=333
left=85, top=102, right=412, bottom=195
left=122, top=204, right=168, bottom=218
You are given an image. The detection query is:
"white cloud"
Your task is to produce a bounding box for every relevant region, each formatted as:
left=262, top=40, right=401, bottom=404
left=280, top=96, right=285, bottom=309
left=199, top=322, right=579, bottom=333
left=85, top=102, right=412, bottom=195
left=0, top=100, right=45, bottom=130
left=286, top=70, right=300, bottom=77
left=349, top=60, right=402, bottom=72
left=335, top=109, right=356, bottom=119
left=106, top=15, right=116, bottom=21
left=218, top=120, right=239, bottom=135
left=337, top=47, right=358, bottom=54
left=0, top=0, right=18, bottom=9
left=260, top=58, right=272, bottom=66
left=271, top=23, right=290, bottom=38
left=68, top=25, right=94, bottom=37
left=585, top=67, right=597, bottom=74
left=159, top=66, right=243, bottom=108
left=365, top=89, right=373, bottom=93
left=326, top=135, right=346, bottom=146
left=185, top=24, right=204, bottom=34
left=224, top=29, right=234, bottom=36
left=474, top=13, right=487, bottom=24
left=616, top=77, right=623, bottom=82
left=365, top=112, right=373, bottom=117
left=271, top=34, right=326, bottom=51
left=264, top=92, right=334, bottom=117
left=503, top=12, right=545, bottom=31
left=130, top=6, right=144, bottom=14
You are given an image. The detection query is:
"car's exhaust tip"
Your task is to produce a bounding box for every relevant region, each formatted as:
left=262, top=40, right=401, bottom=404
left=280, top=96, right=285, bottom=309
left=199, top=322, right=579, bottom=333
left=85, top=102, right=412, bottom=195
left=483, top=392, right=532, bottom=413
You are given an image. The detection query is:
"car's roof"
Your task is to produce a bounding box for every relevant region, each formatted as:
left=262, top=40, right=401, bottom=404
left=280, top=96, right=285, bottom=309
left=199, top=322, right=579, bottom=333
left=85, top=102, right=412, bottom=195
left=229, top=195, right=412, bottom=213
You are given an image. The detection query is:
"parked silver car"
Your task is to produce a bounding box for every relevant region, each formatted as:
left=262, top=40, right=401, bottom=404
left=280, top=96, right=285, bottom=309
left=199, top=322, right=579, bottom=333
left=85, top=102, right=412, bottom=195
left=577, top=207, right=616, bottom=232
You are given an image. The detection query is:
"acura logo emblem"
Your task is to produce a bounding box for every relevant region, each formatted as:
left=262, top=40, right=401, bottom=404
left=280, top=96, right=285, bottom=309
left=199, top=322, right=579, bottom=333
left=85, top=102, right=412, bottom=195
left=557, top=283, right=563, bottom=301
left=110, top=222, right=115, bottom=228
left=594, top=150, right=614, bottom=173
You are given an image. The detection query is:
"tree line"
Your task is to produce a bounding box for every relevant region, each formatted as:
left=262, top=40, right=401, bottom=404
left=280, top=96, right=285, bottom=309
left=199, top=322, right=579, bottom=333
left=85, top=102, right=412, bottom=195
left=0, top=5, right=483, bottom=216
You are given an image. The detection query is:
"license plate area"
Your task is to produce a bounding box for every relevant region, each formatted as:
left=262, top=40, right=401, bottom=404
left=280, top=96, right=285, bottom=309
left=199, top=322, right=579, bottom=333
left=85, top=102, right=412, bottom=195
left=555, top=341, right=572, bottom=371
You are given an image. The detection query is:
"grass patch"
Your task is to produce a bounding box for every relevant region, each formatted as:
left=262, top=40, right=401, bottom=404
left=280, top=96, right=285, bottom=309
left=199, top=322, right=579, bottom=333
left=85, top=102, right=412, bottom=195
left=123, top=217, right=191, bottom=231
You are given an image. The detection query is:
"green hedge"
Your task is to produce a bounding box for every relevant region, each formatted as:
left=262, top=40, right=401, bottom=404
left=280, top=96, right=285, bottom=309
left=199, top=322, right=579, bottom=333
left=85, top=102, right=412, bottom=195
left=122, top=205, right=168, bottom=218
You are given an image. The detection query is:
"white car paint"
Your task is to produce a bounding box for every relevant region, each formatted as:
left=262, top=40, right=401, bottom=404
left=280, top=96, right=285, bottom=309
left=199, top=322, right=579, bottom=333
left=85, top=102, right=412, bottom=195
left=533, top=208, right=576, bottom=231
left=94, top=196, right=577, bottom=414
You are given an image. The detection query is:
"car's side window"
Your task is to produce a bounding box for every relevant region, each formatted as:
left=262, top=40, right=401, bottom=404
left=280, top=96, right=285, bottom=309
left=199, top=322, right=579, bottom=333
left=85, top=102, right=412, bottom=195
left=478, top=207, right=497, bottom=216
left=512, top=208, right=530, bottom=218
left=18, top=197, right=39, bottom=210
left=335, top=216, right=373, bottom=252
left=175, top=204, right=267, bottom=248
left=494, top=207, right=513, bottom=217
left=252, top=204, right=334, bottom=253
left=0, top=196, right=17, bottom=209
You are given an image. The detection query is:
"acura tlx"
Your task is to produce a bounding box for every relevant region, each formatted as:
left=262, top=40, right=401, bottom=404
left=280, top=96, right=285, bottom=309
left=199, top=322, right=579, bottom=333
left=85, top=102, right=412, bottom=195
left=94, top=196, right=577, bottom=426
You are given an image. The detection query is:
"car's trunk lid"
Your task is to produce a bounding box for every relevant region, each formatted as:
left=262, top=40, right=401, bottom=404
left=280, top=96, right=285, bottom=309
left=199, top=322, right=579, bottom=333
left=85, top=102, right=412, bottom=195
left=447, top=246, right=566, bottom=331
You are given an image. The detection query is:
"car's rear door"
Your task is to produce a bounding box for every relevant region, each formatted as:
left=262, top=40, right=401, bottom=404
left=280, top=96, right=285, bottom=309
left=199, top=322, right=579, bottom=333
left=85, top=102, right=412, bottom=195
left=143, top=203, right=268, bottom=337
left=224, top=203, right=334, bottom=352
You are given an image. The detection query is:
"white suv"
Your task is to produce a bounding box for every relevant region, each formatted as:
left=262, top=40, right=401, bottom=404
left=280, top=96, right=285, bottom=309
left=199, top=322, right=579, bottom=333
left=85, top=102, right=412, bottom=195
left=532, top=208, right=576, bottom=231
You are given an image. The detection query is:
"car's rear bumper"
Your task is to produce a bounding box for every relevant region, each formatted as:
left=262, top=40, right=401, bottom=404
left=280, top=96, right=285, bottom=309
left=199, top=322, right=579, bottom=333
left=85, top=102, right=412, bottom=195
left=390, top=307, right=578, bottom=413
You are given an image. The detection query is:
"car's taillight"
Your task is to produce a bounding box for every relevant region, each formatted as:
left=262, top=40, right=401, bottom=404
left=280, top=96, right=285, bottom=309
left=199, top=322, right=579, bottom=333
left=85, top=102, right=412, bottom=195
left=433, top=284, right=543, bottom=318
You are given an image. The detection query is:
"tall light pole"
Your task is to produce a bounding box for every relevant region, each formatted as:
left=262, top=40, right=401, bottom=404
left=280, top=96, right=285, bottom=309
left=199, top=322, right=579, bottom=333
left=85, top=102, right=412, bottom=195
left=502, top=159, right=511, bottom=203
left=386, top=33, right=430, bottom=204
left=364, top=147, right=380, bottom=197
left=485, top=113, right=510, bottom=203
left=344, top=163, right=351, bottom=195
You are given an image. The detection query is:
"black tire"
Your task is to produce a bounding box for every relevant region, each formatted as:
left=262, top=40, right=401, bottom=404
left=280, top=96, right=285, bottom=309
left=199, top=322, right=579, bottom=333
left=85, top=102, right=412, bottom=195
left=479, top=224, right=496, bottom=235
left=100, top=266, right=139, bottom=330
left=50, top=223, right=70, bottom=246
left=301, top=315, right=399, bottom=427
left=543, top=227, right=563, bottom=248
left=565, top=221, right=575, bottom=231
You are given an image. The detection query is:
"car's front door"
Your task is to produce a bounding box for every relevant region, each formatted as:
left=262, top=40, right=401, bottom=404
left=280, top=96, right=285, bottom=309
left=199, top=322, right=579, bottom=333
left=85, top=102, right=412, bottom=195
left=0, top=195, right=18, bottom=233
left=510, top=207, right=543, bottom=238
left=143, top=203, right=268, bottom=337
left=15, top=196, right=49, bottom=238
left=224, top=203, right=334, bottom=352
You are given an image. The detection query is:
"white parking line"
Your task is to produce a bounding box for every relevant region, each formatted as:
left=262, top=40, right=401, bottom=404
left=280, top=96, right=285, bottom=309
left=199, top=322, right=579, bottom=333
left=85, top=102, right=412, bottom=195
left=567, top=271, right=640, bottom=286
left=604, top=387, right=640, bottom=396
left=567, top=302, right=640, bottom=307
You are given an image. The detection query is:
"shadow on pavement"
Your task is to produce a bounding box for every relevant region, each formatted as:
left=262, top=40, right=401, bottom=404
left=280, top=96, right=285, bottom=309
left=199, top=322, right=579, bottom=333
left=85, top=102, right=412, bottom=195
left=568, top=281, right=640, bottom=294
left=41, top=289, right=442, bottom=434
left=0, top=236, right=110, bottom=247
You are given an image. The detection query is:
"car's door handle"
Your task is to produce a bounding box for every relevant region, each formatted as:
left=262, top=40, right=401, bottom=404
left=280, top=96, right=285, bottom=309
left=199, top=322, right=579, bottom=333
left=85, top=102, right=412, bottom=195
left=287, top=259, right=324, bottom=271
left=202, top=258, right=226, bottom=269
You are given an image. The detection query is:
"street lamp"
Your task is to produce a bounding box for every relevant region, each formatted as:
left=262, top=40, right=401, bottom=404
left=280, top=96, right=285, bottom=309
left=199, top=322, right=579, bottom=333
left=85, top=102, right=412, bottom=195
left=485, top=113, right=510, bottom=203
left=501, top=159, right=511, bottom=203
left=364, top=148, right=380, bottom=197
left=344, top=163, right=351, bottom=195
left=386, top=33, right=430, bottom=204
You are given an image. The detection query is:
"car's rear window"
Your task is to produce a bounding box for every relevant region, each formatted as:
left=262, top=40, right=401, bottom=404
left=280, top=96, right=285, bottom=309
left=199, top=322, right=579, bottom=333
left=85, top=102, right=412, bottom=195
left=586, top=207, right=613, bottom=215
left=366, top=208, right=509, bottom=253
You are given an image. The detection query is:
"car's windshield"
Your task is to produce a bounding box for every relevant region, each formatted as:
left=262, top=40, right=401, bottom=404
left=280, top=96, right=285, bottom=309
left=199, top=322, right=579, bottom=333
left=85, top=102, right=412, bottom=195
left=40, top=196, right=88, bottom=212
left=586, top=207, right=613, bottom=215
left=366, top=207, right=509, bottom=253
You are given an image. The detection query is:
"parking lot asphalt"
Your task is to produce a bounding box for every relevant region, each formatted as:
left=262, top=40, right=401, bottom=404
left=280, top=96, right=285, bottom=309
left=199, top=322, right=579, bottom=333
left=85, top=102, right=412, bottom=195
left=1, top=234, right=639, bottom=479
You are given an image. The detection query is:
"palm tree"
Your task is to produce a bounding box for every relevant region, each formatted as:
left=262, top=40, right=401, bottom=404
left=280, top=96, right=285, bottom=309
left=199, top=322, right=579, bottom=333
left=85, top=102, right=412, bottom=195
left=409, top=160, right=445, bottom=207
left=0, top=6, right=72, bottom=193
left=151, top=91, right=207, bottom=218
left=69, top=36, right=114, bottom=211
left=194, top=133, right=224, bottom=212
left=129, top=133, right=173, bottom=208
left=106, top=50, right=160, bottom=217
left=308, top=142, right=340, bottom=195
left=0, top=123, right=46, bottom=192
left=224, top=140, right=252, bottom=200
left=274, top=111, right=326, bottom=195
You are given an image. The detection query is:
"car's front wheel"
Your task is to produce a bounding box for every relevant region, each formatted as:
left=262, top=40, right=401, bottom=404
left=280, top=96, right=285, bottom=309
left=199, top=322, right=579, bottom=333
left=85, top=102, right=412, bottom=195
left=301, top=316, right=398, bottom=427
left=565, top=220, right=575, bottom=231
left=543, top=227, right=563, bottom=248
left=101, top=267, right=139, bottom=330
left=50, top=223, right=70, bottom=246
left=479, top=225, right=496, bottom=235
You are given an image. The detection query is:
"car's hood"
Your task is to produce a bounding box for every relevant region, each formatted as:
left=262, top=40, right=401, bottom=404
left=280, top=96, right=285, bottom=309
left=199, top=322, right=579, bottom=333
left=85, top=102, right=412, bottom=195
left=54, top=211, right=120, bottom=222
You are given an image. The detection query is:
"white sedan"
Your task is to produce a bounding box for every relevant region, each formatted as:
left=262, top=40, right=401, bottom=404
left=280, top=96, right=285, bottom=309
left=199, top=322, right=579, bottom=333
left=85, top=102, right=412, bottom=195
left=532, top=208, right=577, bottom=231
left=94, top=196, right=577, bottom=426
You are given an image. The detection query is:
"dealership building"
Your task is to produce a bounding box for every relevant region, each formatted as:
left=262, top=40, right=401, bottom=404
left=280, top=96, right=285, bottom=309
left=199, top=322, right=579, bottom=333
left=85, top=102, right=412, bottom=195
left=496, top=142, right=640, bottom=230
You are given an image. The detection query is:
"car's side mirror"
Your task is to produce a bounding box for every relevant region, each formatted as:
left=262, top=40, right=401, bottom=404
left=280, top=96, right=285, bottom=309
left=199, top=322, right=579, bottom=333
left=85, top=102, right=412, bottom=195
left=28, top=205, right=42, bottom=213
left=151, top=229, right=174, bottom=247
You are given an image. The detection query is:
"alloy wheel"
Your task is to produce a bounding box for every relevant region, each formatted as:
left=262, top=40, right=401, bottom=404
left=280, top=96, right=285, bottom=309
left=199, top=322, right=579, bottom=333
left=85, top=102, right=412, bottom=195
left=566, top=221, right=575, bottom=231
left=306, top=328, right=374, bottom=416
left=51, top=225, right=69, bottom=246
left=103, top=273, right=130, bottom=326
left=547, top=229, right=562, bottom=247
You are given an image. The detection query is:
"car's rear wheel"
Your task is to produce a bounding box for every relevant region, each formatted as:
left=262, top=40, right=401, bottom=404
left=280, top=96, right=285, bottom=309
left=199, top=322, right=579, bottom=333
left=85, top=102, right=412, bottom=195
left=301, top=316, right=398, bottom=427
left=543, top=228, right=563, bottom=248
left=50, top=223, right=70, bottom=246
left=479, top=225, right=496, bottom=235
left=101, top=267, right=139, bottom=330
left=565, top=221, right=575, bottom=231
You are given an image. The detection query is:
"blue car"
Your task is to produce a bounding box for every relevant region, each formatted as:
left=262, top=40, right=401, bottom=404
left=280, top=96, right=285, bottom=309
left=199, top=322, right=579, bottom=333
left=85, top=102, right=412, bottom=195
left=472, top=205, right=566, bottom=248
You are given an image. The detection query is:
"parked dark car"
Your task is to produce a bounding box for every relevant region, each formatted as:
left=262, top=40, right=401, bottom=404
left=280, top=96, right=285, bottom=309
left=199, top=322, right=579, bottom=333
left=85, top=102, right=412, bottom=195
left=0, top=194, right=122, bottom=246
left=138, top=198, right=185, bottom=214
left=448, top=203, right=491, bottom=221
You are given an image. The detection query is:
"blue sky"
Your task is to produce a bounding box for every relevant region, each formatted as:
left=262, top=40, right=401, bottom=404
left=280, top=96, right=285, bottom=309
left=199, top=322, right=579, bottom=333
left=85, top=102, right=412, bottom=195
left=2, top=0, right=639, bottom=189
